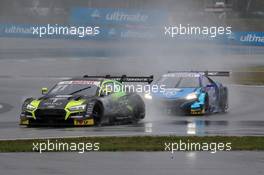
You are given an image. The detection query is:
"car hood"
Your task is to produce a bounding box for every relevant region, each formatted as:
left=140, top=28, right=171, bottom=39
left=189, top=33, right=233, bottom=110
left=152, top=88, right=198, bottom=100
left=38, top=95, right=88, bottom=109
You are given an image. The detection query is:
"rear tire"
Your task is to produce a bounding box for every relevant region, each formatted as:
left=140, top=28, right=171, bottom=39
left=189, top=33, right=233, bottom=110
left=220, top=87, right=228, bottom=113
left=92, top=102, right=104, bottom=126
left=204, top=94, right=210, bottom=114
left=131, top=94, right=145, bottom=123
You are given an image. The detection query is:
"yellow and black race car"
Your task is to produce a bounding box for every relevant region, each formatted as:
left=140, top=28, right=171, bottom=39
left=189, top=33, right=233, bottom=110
left=20, top=75, right=153, bottom=126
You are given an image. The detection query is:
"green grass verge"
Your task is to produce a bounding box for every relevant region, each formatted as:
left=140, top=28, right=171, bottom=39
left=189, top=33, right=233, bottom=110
left=0, top=136, right=263, bottom=152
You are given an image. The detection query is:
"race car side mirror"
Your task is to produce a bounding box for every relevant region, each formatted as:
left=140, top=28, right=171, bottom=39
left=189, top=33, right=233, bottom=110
left=41, top=87, right=48, bottom=95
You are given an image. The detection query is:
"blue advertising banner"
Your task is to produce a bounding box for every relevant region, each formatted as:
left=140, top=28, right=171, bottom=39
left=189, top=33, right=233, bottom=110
left=0, top=23, right=102, bottom=40
left=0, top=23, right=264, bottom=47
left=0, top=24, right=35, bottom=38
left=69, top=8, right=168, bottom=26
left=227, top=32, right=264, bottom=46
left=163, top=31, right=264, bottom=46
left=0, top=23, right=157, bottom=40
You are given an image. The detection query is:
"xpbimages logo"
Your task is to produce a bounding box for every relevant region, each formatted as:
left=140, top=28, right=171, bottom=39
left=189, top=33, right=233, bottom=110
left=32, top=140, right=100, bottom=153
left=164, top=140, right=232, bottom=154
left=102, top=82, right=166, bottom=95
left=165, top=24, right=232, bottom=38
left=32, top=24, right=100, bottom=38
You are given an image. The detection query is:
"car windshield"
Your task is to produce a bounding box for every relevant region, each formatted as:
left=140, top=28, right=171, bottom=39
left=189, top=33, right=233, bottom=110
left=157, top=76, right=200, bottom=88
left=48, top=80, right=99, bottom=97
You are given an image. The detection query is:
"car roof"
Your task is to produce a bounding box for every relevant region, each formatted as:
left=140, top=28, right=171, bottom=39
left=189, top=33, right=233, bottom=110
left=68, top=77, right=105, bottom=81
left=62, top=78, right=122, bottom=84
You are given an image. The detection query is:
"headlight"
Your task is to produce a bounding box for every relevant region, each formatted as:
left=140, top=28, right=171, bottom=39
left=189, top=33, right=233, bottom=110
left=144, top=93, right=153, bottom=100
left=185, top=92, right=197, bottom=100
left=68, top=104, right=86, bottom=112
left=26, top=104, right=36, bottom=111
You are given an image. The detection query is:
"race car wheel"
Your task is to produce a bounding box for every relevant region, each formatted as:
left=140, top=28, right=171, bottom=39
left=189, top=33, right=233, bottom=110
left=220, top=87, right=228, bottom=113
left=131, top=94, right=145, bottom=123
left=204, top=94, right=210, bottom=114
left=92, top=102, right=104, bottom=126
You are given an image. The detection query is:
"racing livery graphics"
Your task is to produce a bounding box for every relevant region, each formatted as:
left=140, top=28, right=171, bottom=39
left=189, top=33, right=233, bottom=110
left=144, top=71, right=229, bottom=115
left=20, top=75, right=153, bottom=126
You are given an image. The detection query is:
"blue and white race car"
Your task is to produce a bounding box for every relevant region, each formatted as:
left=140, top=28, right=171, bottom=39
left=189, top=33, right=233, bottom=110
left=144, top=71, right=229, bottom=115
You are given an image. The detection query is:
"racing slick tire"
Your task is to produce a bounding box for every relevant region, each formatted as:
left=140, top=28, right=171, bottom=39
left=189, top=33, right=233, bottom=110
left=130, top=94, right=145, bottom=123
left=204, top=94, right=210, bottom=114
left=92, top=102, right=104, bottom=126
left=220, top=87, right=228, bottom=113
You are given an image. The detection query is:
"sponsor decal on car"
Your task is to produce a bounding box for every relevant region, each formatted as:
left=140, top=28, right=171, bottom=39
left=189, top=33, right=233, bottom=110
left=74, top=119, right=94, bottom=126
left=20, top=119, right=29, bottom=125
left=58, top=80, right=100, bottom=86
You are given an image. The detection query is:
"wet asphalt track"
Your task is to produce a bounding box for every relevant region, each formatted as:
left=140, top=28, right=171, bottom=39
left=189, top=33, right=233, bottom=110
left=0, top=38, right=263, bottom=175
left=0, top=152, right=263, bottom=175
left=0, top=38, right=264, bottom=139
left=0, top=65, right=264, bottom=139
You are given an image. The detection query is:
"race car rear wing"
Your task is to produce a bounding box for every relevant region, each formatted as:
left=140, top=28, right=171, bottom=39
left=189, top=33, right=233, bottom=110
left=167, top=71, right=230, bottom=77
left=204, top=71, right=230, bottom=77
left=83, top=75, right=154, bottom=84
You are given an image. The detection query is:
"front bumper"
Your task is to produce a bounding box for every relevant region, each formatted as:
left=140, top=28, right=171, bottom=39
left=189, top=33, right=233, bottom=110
left=20, top=118, right=95, bottom=126
left=20, top=108, right=95, bottom=126
left=155, top=99, right=205, bottom=115
left=20, top=117, right=94, bottom=126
